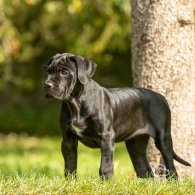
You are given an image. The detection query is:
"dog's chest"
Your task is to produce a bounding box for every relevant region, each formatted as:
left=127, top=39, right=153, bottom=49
left=70, top=123, right=84, bottom=138
left=69, top=113, right=88, bottom=137
left=69, top=120, right=99, bottom=148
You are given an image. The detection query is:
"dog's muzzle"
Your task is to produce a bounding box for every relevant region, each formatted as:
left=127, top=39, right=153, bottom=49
left=45, top=81, right=55, bottom=98
left=45, top=81, right=53, bottom=90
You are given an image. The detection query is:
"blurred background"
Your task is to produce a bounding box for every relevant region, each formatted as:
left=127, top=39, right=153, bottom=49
left=0, top=0, right=131, bottom=136
left=0, top=1, right=195, bottom=182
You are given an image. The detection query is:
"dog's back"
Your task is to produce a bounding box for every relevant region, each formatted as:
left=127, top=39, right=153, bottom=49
left=106, top=88, right=170, bottom=141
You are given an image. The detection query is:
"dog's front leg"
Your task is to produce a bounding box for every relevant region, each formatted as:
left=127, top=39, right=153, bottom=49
left=99, top=132, right=115, bottom=179
left=61, top=131, right=78, bottom=178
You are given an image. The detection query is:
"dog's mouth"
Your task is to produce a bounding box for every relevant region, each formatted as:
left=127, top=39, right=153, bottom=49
left=45, top=92, right=53, bottom=98
left=45, top=89, right=58, bottom=99
left=45, top=89, right=70, bottom=101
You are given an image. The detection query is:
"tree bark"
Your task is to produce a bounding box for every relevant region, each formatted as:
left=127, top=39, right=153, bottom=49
left=131, top=0, right=195, bottom=177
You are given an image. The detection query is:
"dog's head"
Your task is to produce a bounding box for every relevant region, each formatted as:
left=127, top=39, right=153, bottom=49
left=44, top=53, right=97, bottom=100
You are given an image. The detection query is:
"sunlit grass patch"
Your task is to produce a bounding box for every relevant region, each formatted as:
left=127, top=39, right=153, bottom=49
left=0, top=134, right=132, bottom=177
left=0, top=134, right=194, bottom=194
left=0, top=173, right=194, bottom=194
left=0, top=134, right=62, bottom=176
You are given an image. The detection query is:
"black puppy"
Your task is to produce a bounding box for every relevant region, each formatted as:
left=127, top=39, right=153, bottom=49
left=45, top=53, right=190, bottom=179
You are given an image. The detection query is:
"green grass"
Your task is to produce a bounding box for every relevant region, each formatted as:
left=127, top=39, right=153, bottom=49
left=0, top=135, right=194, bottom=194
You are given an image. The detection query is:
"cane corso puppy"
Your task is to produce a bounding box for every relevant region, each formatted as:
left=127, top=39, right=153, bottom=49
left=45, top=53, right=190, bottom=180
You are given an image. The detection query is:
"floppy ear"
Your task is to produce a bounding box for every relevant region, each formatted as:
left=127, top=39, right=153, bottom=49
left=69, top=55, right=97, bottom=84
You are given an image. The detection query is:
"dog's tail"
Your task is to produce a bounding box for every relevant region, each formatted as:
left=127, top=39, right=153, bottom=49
left=173, top=151, right=191, bottom=166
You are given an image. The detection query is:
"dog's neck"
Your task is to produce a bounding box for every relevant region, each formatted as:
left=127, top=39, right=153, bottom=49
left=64, top=80, right=92, bottom=127
left=65, top=79, right=99, bottom=125
left=69, top=78, right=96, bottom=102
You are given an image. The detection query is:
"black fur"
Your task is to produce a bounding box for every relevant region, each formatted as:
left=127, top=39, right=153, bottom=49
left=45, top=53, right=191, bottom=180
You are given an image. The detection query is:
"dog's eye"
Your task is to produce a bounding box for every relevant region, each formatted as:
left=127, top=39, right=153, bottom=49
left=61, top=69, right=69, bottom=76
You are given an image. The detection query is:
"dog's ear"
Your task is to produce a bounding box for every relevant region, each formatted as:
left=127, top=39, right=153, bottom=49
left=69, top=55, right=97, bottom=84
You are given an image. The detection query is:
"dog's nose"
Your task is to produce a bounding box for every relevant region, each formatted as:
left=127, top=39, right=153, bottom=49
left=45, top=81, right=53, bottom=89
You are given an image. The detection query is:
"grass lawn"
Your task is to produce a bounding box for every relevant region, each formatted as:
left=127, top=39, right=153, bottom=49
left=0, top=134, right=194, bottom=194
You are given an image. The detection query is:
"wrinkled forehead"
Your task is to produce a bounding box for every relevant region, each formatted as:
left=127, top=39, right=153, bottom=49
left=47, top=53, right=76, bottom=72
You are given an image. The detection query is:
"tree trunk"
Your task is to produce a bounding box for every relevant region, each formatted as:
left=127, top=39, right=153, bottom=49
left=131, top=0, right=195, bottom=177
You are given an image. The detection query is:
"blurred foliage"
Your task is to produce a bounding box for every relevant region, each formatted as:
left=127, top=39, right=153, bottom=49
left=0, top=0, right=131, bottom=135
left=0, top=0, right=131, bottom=93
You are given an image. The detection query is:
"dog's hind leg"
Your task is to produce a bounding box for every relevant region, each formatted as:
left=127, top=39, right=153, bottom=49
left=150, top=120, right=178, bottom=179
left=154, top=129, right=178, bottom=180
left=125, top=134, right=154, bottom=178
